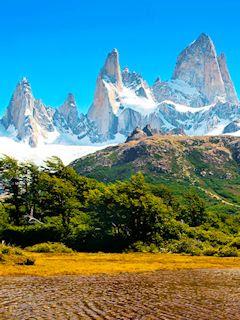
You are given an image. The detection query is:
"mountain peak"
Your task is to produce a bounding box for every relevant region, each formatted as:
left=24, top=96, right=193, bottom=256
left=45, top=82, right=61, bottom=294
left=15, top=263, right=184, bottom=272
left=16, top=77, right=32, bottom=95
left=173, top=33, right=226, bottom=103
left=111, top=48, right=118, bottom=54
left=21, top=76, right=29, bottom=83
left=217, top=53, right=239, bottom=104
left=65, top=92, right=76, bottom=106
left=18, top=76, right=31, bottom=87
left=88, top=49, right=123, bottom=137
left=59, top=93, right=79, bottom=125
left=101, top=48, right=123, bottom=88
left=154, top=77, right=161, bottom=84
left=196, top=32, right=211, bottom=42
left=193, top=33, right=216, bottom=52
left=1, top=78, right=52, bottom=147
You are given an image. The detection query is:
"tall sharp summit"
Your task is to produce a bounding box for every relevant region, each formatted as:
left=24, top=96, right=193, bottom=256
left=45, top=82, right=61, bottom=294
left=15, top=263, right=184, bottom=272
left=88, top=49, right=123, bottom=138
left=217, top=53, right=239, bottom=105
left=172, top=33, right=238, bottom=104
left=58, top=93, right=79, bottom=131
left=88, top=48, right=157, bottom=138
left=101, top=48, right=123, bottom=90
left=1, top=78, right=55, bottom=147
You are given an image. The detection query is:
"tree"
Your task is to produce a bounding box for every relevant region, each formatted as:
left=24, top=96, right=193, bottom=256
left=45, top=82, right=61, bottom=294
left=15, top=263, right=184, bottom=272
left=38, top=173, right=81, bottom=231
left=180, top=191, right=206, bottom=227
left=0, top=156, right=24, bottom=224
left=21, top=162, right=41, bottom=220
left=86, top=173, right=171, bottom=246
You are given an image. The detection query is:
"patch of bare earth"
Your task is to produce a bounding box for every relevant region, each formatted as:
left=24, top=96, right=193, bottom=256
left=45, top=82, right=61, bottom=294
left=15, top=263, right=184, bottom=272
left=0, top=269, right=240, bottom=319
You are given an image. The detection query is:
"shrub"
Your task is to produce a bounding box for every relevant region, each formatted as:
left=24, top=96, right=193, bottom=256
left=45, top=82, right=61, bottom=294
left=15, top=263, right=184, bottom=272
left=1, top=224, right=63, bottom=247
left=0, top=244, right=23, bottom=256
left=167, top=238, right=203, bottom=256
left=25, top=242, right=74, bottom=253
left=0, top=244, right=35, bottom=265
left=230, top=237, right=240, bottom=249
left=16, top=257, right=35, bottom=265
left=194, top=228, right=231, bottom=246
left=218, top=246, right=239, bottom=257
left=128, top=241, right=160, bottom=253
left=203, top=247, right=219, bottom=256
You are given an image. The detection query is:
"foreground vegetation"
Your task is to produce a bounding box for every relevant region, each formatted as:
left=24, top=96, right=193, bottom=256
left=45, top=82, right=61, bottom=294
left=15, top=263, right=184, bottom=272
left=0, top=156, right=239, bottom=257
left=0, top=244, right=35, bottom=266
left=0, top=249, right=239, bottom=276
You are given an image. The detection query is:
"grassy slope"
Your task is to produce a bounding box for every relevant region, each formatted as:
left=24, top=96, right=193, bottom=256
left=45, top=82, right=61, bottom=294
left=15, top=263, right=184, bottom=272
left=0, top=252, right=240, bottom=276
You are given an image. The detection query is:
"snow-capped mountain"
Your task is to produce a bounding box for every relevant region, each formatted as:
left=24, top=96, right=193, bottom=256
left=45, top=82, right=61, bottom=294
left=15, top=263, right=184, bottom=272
left=1, top=32, right=240, bottom=155
left=0, top=79, right=101, bottom=147
left=1, top=78, right=56, bottom=147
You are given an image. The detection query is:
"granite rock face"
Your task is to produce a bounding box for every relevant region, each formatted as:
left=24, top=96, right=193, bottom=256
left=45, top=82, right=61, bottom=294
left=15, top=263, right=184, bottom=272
left=1, top=78, right=55, bottom=147
left=217, top=53, right=239, bottom=105
left=88, top=49, right=122, bottom=138
left=152, top=78, right=207, bottom=107
left=58, top=93, right=79, bottom=132
left=54, top=93, right=101, bottom=143
left=152, top=34, right=238, bottom=109
left=223, top=120, right=240, bottom=134
left=101, top=48, right=123, bottom=91
left=88, top=49, right=156, bottom=139
left=172, top=33, right=226, bottom=104
left=122, top=68, right=151, bottom=99
left=1, top=81, right=100, bottom=147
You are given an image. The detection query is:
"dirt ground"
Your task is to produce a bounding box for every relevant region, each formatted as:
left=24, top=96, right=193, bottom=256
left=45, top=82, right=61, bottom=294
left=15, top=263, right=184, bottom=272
left=0, top=269, right=239, bottom=320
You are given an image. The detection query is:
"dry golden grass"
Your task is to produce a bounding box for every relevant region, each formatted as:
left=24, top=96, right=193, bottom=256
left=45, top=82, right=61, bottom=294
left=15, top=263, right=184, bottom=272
left=0, top=252, right=239, bottom=276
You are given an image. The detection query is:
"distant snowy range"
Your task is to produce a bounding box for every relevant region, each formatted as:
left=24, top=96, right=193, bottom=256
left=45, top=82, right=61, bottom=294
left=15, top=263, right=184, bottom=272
left=1, top=33, right=240, bottom=164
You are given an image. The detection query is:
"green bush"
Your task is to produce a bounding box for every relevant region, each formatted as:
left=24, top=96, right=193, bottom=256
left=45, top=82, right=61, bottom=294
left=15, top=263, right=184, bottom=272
left=167, top=238, right=203, bottom=256
left=218, top=245, right=239, bottom=257
left=0, top=244, right=23, bottom=256
left=128, top=241, right=160, bottom=253
left=194, top=228, right=231, bottom=246
left=1, top=224, right=63, bottom=247
left=230, top=237, right=240, bottom=249
left=203, top=247, right=219, bottom=256
left=25, top=242, right=74, bottom=253
left=0, top=244, right=35, bottom=265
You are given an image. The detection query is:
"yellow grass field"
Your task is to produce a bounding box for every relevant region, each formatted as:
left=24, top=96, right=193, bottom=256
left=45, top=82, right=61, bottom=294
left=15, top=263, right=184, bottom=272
left=0, top=252, right=239, bottom=276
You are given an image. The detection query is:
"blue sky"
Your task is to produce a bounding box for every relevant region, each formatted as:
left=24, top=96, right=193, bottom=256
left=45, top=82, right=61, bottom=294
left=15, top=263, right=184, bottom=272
left=0, top=0, right=239, bottom=115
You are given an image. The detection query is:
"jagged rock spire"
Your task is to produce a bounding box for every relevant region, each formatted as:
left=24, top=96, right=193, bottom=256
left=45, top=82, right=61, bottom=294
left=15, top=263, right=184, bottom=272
left=217, top=53, right=239, bottom=104
left=88, top=49, right=123, bottom=137
left=122, top=68, right=152, bottom=99
left=173, top=33, right=226, bottom=103
left=58, top=93, right=79, bottom=129
left=101, top=48, right=123, bottom=90
left=2, top=77, right=35, bottom=132
left=2, top=77, right=54, bottom=147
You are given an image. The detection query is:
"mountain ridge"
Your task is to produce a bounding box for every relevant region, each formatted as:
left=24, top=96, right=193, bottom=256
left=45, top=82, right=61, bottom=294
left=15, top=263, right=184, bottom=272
left=0, top=33, right=240, bottom=149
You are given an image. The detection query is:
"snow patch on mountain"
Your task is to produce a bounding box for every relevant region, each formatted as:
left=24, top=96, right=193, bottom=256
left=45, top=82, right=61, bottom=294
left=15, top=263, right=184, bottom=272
left=0, top=137, right=120, bottom=165
left=119, top=87, right=157, bottom=116
left=160, top=100, right=214, bottom=114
